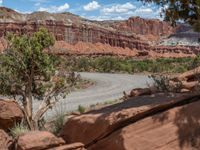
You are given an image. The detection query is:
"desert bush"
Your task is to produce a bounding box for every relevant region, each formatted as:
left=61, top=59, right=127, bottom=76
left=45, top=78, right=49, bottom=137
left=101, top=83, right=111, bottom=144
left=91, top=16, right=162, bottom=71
left=150, top=75, right=182, bottom=93
left=78, top=105, right=86, bottom=113
left=51, top=104, right=66, bottom=135
left=10, top=122, right=29, bottom=138
left=150, top=75, right=171, bottom=92
left=62, top=56, right=196, bottom=74
left=76, top=57, right=91, bottom=71
left=189, top=55, right=200, bottom=69
left=51, top=114, right=65, bottom=135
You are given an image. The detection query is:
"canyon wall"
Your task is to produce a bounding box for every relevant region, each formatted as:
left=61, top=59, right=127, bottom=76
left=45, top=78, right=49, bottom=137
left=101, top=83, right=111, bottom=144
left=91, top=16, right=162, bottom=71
left=107, top=17, right=174, bottom=36
left=0, top=20, right=150, bottom=50
left=0, top=7, right=200, bottom=56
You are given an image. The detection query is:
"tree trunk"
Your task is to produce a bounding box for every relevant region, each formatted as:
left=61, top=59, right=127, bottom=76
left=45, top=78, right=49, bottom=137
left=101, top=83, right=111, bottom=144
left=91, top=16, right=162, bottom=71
left=23, top=94, right=37, bottom=130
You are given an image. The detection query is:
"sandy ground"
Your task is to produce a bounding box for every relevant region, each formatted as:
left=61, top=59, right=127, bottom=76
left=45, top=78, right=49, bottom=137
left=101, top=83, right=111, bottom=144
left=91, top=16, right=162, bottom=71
left=32, top=72, right=152, bottom=119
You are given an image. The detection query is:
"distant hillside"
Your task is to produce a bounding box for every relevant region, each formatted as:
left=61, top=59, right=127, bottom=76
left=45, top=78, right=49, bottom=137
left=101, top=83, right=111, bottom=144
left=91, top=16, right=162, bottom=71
left=0, top=7, right=199, bottom=57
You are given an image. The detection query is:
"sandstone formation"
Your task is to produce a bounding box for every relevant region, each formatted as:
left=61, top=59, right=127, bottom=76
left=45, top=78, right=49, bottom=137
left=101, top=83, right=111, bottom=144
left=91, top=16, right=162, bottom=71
left=129, top=88, right=153, bottom=97
left=47, top=143, right=86, bottom=150
left=0, top=129, right=13, bottom=150
left=16, top=131, right=65, bottom=150
left=0, top=99, right=24, bottom=131
left=0, top=7, right=199, bottom=57
left=89, top=99, right=200, bottom=150
left=61, top=94, right=200, bottom=150
left=60, top=93, right=197, bottom=145
left=52, top=41, right=138, bottom=57
left=103, top=17, right=174, bottom=41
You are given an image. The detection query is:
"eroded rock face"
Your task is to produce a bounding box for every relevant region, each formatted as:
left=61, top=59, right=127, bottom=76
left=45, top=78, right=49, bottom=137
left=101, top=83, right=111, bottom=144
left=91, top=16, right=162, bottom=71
left=61, top=94, right=200, bottom=150
left=89, top=99, right=200, bottom=150
left=110, top=17, right=173, bottom=37
left=0, top=7, right=199, bottom=57
left=0, top=99, right=24, bottom=131
left=60, top=94, right=190, bottom=145
left=16, top=131, right=65, bottom=150
left=0, top=21, right=150, bottom=51
left=47, top=143, right=86, bottom=150
left=0, top=129, right=13, bottom=150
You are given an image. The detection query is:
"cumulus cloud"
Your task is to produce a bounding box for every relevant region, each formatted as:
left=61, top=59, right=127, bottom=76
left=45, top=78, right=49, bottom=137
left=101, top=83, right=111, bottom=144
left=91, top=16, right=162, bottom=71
left=38, top=3, right=70, bottom=13
left=0, top=0, right=3, bottom=6
left=35, top=2, right=41, bottom=6
left=134, top=8, right=153, bottom=14
left=102, top=2, right=136, bottom=14
left=15, top=9, right=32, bottom=14
left=88, top=15, right=124, bottom=21
left=91, top=2, right=162, bottom=21
left=83, top=1, right=100, bottom=11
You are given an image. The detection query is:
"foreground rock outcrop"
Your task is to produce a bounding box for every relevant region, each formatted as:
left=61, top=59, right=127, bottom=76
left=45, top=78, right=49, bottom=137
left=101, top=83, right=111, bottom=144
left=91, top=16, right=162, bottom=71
left=61, top=93, right=200, bottom=150
left=0, top=129, right=13, bottom=150
left=0, top=99, right=24, bottom=131
left=47, top=143, right=86, bottom=150
left=89, top=98, right=200, bottom=150
left=15, top=130, right=85, bottom=150
left=16, top=131, right=65, bottom=150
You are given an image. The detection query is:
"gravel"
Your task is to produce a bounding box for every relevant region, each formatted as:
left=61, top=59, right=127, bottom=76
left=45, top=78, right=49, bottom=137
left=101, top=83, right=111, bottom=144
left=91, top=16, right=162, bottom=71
left=36, top=72, right=153, bottom=119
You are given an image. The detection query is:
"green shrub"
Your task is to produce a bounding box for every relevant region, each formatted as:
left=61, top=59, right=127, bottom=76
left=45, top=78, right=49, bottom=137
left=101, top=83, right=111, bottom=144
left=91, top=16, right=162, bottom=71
left=78, top=105, right=86, bottom=113
left=51, top=104, right=66, bottom=135
left=150, top=75, right=182, bottom=93
left=52, top=114, right=65, bottom=135
left=76, top=57, right=91, bottom=71
left=10, top=122, right=29, bottom=138
left=62, top=56, right=197, bottom=74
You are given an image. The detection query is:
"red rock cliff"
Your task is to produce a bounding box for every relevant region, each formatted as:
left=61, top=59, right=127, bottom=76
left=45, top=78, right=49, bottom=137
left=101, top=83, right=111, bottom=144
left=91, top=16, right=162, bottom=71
left=0, top=7, right=199, bottom=57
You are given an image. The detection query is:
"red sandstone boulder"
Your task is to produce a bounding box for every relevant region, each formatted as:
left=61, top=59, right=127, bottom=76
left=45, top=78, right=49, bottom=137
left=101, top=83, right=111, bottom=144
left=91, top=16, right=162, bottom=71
left=0, top=129, right=13, bottom=150
left=129, top=88, right=152, bottom=97
left=89, top=99, right=200, bottom=150
left=60, top=93, right=190, bottom=145
left=16, top=131, right=65, bottom=150
left=47, top=143, right=85, bottom=150
left=0, top=99, right=24, bottom=131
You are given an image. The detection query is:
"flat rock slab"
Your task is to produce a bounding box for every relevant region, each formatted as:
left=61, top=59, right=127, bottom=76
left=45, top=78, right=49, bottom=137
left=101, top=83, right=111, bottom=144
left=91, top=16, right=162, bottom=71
left=61, top=93, right=189, bottom=145
left=47, top=143, right=85, bottom=150
left=17, top=131, right=65, bottom=150
left=89, top=98, right=200, bottom=150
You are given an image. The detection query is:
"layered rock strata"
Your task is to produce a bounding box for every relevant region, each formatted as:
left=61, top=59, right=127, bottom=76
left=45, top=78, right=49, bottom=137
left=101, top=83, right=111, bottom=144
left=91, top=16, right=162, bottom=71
left=0, top=7, right=199, bottom=57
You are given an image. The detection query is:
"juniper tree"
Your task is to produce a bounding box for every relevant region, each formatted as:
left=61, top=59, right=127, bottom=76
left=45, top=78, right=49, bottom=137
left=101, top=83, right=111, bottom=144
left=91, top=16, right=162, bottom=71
left=0, top=28, right=75, bottom=130
left=140, top=0, right=200, bottom=32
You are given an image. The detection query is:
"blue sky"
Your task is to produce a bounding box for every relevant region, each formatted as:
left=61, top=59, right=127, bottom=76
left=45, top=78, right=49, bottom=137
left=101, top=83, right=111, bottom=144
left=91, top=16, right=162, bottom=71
left=0, top=0, right=163, bottom=20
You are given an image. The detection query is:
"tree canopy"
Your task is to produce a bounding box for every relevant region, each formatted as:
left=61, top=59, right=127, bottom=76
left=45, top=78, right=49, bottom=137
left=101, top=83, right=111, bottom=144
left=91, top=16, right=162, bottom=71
left=140, top=0, right=200, bottom=31
left=0, top=28, right=75, bottom=129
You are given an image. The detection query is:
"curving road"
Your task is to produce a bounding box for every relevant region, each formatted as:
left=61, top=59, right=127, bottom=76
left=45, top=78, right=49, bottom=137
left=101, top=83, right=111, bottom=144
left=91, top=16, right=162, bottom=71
left=40, top=72, right=152, bottom=119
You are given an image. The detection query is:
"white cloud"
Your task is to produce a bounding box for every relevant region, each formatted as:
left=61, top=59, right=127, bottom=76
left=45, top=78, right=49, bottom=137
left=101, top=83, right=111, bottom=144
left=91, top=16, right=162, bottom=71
left=0, top=0, right=3, bottom=6
left=83, top=1, right=100, bottom=11
left=35, top=2, right=41, bottom=6
left=134, top=8, right=153, bottom=14
left=38, top=3, right=70, bottom=13
left=88, top=15, right=124, bottom=21
left=15, top=9, right=32, bottom=14
left=91, top=2, right=162, bottom=21
left=102, top=2, right=136, bottom=14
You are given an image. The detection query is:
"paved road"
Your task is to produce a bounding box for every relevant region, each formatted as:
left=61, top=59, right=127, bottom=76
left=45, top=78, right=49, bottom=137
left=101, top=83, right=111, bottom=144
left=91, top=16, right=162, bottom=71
left=35, top=72, right=152, bottom=119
